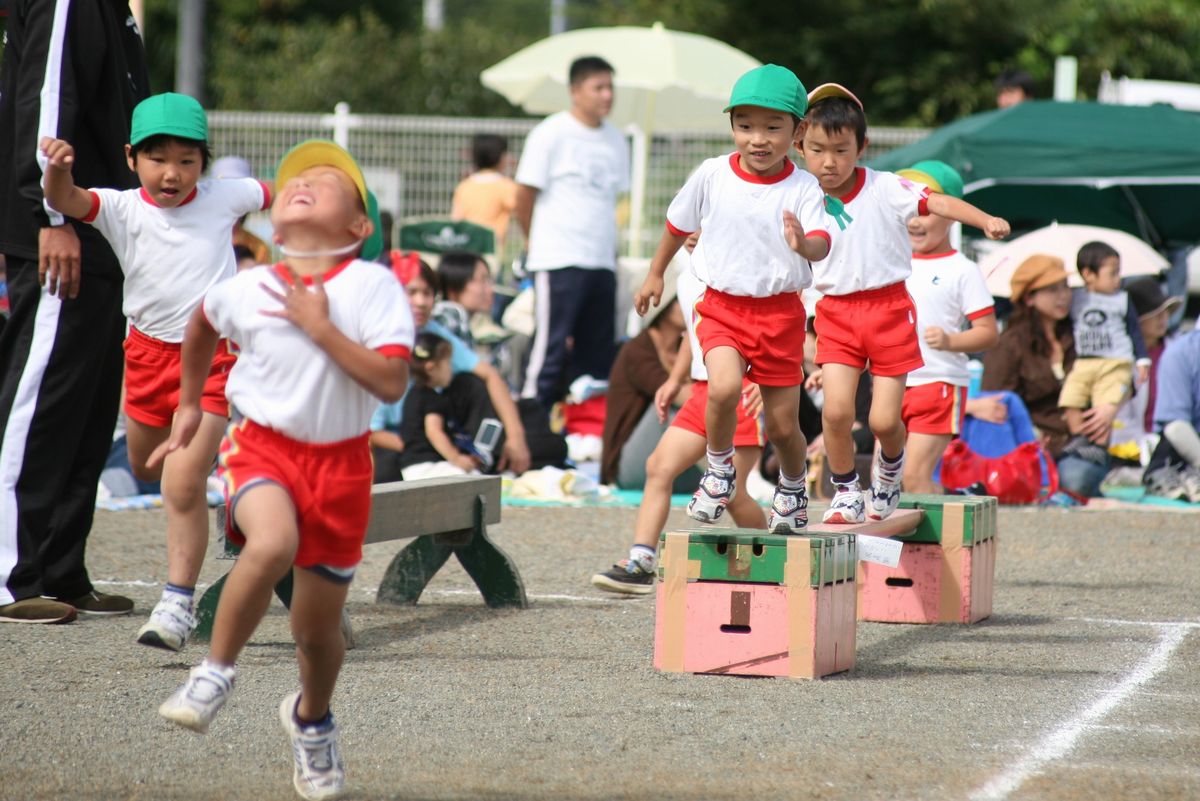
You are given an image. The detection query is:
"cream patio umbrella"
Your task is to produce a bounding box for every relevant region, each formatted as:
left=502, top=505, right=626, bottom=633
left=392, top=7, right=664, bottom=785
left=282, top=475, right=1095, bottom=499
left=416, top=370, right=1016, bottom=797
left=481, top=22, right=761, bottom=256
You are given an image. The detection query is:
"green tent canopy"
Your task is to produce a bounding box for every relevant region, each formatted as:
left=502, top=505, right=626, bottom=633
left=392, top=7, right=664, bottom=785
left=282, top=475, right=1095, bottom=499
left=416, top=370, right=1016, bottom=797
left=869, top=101, right=1200, bottom=247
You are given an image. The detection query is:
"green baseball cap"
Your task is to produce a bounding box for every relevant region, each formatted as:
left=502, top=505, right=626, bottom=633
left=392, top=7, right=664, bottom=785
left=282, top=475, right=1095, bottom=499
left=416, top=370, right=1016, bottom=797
left=361, top=190, right=384, bottom=261
left=130, top=92, right=208, bottom=146
left=897, top=159, right=964, bottom=199
left=724, top=64, right=808, bottom=118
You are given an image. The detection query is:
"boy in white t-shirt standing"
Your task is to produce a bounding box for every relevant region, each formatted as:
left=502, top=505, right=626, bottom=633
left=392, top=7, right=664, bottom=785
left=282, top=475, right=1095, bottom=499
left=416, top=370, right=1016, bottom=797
left=897, top=161, right=999, bottom=494
left=636, top=64, right=831, bottom=535
left=41, top=93, right=270, bottom=650
left=800, top=84, right=1009, bottom=523
left=151, top=140, right=414, bottom=800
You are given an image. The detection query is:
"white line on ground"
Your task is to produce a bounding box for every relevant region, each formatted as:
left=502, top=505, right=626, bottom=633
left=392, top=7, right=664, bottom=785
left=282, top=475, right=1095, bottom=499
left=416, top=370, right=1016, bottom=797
left=970, top=624, right=1190, bottom=801
left=1067, top=616, right=1200, bottom=629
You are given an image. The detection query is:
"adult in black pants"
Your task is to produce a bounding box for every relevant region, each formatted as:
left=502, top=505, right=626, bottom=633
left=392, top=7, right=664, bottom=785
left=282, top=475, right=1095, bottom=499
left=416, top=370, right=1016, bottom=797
left=0, top=0, right=149, bottom=624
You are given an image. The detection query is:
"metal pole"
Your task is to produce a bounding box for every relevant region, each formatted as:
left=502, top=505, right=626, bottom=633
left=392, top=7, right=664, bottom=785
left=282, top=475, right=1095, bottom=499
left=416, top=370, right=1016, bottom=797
left=550, top=0, right=566, bottom=35
left=175, top=0, right=205, bottom=102
left=423, top=0, right=444, bottom=32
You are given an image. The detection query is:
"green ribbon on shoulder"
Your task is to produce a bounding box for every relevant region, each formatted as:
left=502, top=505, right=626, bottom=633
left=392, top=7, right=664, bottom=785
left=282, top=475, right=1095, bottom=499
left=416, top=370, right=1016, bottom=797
left=824, top=195, right=854, bottom=230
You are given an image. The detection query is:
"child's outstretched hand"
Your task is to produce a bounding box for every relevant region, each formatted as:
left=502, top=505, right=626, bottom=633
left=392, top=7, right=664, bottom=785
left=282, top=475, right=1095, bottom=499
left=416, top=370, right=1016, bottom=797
left=782, top=210, right=808, bottom=253
left=146, top=405, right=203, bottom=470
left=260, top=266, right=332, bottom=337
left=982, top=216, right=1011, bottom=240
left=39, top=137, right=75, bottom=171
left=634, top=273, right=664, bottom=317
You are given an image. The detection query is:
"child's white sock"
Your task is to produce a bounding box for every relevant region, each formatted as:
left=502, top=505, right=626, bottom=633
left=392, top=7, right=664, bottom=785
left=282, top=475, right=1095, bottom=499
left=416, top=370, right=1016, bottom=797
left=628, top=545, right=656, bottom=573
left=163, top=583, right=195, bottom=609
left=778, top=469, right=807, bottom=492
left=877, top=450, right=904, bottom=484
left=706, top=445, right=734, bottom=474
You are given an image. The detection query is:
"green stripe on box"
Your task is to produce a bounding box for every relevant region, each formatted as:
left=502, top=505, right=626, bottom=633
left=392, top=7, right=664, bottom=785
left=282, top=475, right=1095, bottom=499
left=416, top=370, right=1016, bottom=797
left=895, top=494, right=997, bottom=545
left=656, top=529, right=856, bottom=586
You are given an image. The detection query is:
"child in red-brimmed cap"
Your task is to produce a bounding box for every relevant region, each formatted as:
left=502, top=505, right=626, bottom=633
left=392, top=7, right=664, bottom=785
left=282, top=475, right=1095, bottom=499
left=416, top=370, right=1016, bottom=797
left=800, top=84, right=1010, bottom=523
left=152, top=139, right=414, bottom=801
left=41, top=92, right=270, bottom=637
left=634, top=64, right=830, bottom=535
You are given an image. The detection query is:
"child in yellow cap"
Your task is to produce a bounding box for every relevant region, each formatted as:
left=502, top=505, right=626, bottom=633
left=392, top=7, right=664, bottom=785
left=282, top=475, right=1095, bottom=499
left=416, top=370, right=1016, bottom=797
left=151, top=140, right=415, bottom=801
left=635, top=64, right=830, bottom=535
left=800, top=84, right=1009, bottom=522
left=41, top=92, right=270, bottom=643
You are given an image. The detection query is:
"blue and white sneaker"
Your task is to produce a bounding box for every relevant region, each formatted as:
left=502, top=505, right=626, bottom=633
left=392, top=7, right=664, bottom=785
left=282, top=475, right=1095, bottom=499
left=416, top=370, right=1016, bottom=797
left=280, top=692, right=346, bottom=800
left=866, top=461, right=903, bottom=521
left=688, top=467, right=735, bottom=523
left=767, top=486, right=809, bottom=534
left=822, top=486, right=865, bottom=525
left=159, top=661, right=235, bottom=734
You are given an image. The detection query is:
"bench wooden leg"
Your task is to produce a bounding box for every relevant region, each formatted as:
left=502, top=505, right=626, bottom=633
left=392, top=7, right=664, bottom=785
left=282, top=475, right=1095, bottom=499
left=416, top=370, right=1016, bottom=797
left=377, top=494, right=528, bottom=609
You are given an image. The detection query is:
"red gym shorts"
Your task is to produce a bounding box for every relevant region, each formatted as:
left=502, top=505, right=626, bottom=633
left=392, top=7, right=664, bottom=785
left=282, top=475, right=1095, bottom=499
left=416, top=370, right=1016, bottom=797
left=693, top=288, right=805, bottom=387
left=124, top=326, right=237, bottom=427
left=671, top=379, right=765, bottom=448
left=218, top=419, right=373, bottom=571
left=902, top=381, right=968, bottom=436
left=814, top=282, right=924, bottom=377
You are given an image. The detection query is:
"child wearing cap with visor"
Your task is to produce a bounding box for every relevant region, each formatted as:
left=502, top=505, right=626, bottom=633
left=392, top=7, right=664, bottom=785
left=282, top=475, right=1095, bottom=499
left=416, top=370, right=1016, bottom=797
left=41, top=93, right=271, bottom=650
left=149, top=139, right=414, bottom=800
left=897, top=160, right=1000, bottom=494
left=800, top=84, right=1010, bottom=522
left=635, top=64, right=830, bottom=534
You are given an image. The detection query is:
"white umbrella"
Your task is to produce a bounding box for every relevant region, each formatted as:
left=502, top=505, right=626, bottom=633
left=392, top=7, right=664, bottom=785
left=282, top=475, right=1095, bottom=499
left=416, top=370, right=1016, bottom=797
left=481, top=23, right=761, bottom=255
left=978, top=223, right=1169, bottom=298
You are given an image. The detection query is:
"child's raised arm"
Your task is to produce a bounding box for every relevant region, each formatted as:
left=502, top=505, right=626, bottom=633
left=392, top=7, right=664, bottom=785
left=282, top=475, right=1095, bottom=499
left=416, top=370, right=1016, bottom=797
left=634, top=228, right=687, bottom=316
left=39, top=138, right=96, bottom=220
left=926, top=193, right=1011, bottom=241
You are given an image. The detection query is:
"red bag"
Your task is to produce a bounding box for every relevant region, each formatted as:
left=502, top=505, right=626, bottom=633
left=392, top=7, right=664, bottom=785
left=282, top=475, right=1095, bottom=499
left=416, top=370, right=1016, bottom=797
left=940, top=439, right=1059, bottom=504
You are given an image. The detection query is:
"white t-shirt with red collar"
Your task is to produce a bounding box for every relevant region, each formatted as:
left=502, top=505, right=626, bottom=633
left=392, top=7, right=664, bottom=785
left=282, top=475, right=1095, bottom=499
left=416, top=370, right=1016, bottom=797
left=811, top=167, right=930, bottom=296
left=905, top=249, right=994, bottom=387
left=665, top=153, right=829, bottom=297
left=83, top=177, right=270, bottom=342
left=202, top=259, right=415, bottom=444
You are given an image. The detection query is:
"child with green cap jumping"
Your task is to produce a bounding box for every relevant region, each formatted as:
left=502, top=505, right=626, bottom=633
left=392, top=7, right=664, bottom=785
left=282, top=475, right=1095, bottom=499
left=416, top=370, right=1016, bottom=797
left=41, top=91, right=271, bottom=651
left=800, top=84, right=1010, bottom=523
left=635, top=63, right=830, bottom=535
left=896, top=160, right=1000, bottom=494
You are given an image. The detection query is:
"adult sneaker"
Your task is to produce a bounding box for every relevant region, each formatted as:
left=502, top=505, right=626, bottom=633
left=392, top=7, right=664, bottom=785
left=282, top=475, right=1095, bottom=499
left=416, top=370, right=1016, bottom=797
left=58, top=590, right=133, bottom=616
left=767, top=486, right=808, bottom=534
left=1143, top=467, right=1187, bottom=501
left=0, top=597, right=77, bottom=624
left=591, top=559, right=655, bottom=595
left=280, top=692, right=346, bottom=800
left=687, top=467, right=735, bottom=523
left=159, top=662, right=235, bottom=734
left=137, top=595, right=198, bottom=651
left=822, top=487, right=865, bottom=524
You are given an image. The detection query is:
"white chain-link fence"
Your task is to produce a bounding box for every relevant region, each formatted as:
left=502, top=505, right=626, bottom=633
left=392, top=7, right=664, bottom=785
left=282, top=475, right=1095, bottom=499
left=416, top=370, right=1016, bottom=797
left=209, top=106, right=930, bottom=262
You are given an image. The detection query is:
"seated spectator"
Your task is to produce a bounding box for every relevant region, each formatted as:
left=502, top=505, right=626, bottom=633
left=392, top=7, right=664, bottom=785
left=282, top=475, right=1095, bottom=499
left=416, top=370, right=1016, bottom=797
left=981, top=255, right=1116, bottom=498
left=600, top=284, right=690, bottom=490
left=1143, top=329, right=1200, bottom=502
left=451, top=133, right=518, bottom=255
left=398, top=333, right=485, bottom=480
left=995, top=68, right=1035, bottom=108
left=433, top=250, right=510, bottom=347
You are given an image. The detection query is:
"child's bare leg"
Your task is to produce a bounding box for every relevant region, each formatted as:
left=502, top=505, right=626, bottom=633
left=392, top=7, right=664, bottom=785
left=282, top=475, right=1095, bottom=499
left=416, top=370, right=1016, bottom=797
left=728, top=446, right=767, bottom=529
left=125, top=417, right=170, bottom=483
left=160, top=412, right=227, bottom=587
left=289, top=567, right=352, bottom=722
left=868, top=374, right=907, bottom=458
left=819, top=363, right=863, bottom=475
left=703, top=346, right=745, bottom=458
left=1064, top=407, right=1084, bottom=436
left=208, top=484, right=300, bottom=666
left=760, top=385, right=807, bottom=476
left=903, top=433, right=951, bottom=494
left=632, top=427, right=707, bottom=549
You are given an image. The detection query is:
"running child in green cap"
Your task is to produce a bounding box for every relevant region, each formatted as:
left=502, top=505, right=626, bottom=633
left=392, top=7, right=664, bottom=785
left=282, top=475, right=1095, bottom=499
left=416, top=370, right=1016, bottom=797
left=897, top=160, right=999, bottom=494
left=799, top=84, right=1009, bottom=523
left=41, top=92, right=270, bottom=650
left=635, top=63, right=830, bottom=534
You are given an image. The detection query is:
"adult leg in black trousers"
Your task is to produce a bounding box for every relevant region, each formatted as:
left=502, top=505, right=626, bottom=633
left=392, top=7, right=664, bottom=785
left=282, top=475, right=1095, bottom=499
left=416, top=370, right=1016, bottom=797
left=569, top=268, right=616, bottom=384
left=0, top=256, right=128, bottom=612
left=523, top=267, right=586, bottom=409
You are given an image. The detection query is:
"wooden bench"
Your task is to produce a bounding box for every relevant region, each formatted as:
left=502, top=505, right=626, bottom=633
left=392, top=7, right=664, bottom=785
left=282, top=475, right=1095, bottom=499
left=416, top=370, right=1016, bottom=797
left=194, top=475, right=526, bottom=642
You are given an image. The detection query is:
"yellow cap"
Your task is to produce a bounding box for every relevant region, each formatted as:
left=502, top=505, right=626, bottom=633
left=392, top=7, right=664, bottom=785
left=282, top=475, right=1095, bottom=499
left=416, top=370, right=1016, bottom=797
left=807, top=82, right=864, bottom=111
left=275, top=139, right=368, bottom=208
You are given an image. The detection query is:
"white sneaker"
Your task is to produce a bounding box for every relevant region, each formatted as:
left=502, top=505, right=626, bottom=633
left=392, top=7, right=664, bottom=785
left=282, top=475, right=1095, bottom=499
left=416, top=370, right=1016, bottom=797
left=767, top=485, right=809, bottom=534
left=280, top=692, right=346, bottom=800
left=822, top=487, right=865, bottom=524
left=137, top=594, right=197, bottom=652
left=159, top=661, right=235, bottom=734
left=866, top=472, right=903, bottom=522
left=687, top=467, right=735, bottom=523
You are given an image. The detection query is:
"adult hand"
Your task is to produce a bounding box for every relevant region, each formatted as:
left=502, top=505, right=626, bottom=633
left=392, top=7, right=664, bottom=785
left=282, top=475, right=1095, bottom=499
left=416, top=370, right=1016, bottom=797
left=633, top=274, right=664, bottom=317
left=38, top=225, right=81, bottom=299
left=498, top=434, right=532, bottom=476
left=965, top=395, right=1008, bottom=425
left=452, top=453, right=482, bottom=472
left=741, top=383, right=763, bottom=418
left=1079, top=403, right=1118, bottom=444
left=260, top=266, right=331, bottom=337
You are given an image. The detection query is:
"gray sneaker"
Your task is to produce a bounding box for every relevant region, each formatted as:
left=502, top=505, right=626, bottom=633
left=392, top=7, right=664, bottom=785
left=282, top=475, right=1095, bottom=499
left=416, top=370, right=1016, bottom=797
left=279, top=692, right=346, bottom=800
left=1144, top=467, right=1188, bottom=501
left=159, top=662, right=236, bottom=734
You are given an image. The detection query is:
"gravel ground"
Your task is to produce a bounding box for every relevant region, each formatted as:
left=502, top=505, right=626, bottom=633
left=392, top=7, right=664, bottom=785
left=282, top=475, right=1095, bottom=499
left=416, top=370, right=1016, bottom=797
left=1, top=503, right=1198, bottom=801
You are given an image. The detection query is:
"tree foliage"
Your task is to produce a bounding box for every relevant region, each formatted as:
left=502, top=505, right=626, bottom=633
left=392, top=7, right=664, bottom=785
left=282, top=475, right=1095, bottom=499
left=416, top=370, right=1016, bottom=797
left=135, top=0, right=1200, bottom=123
